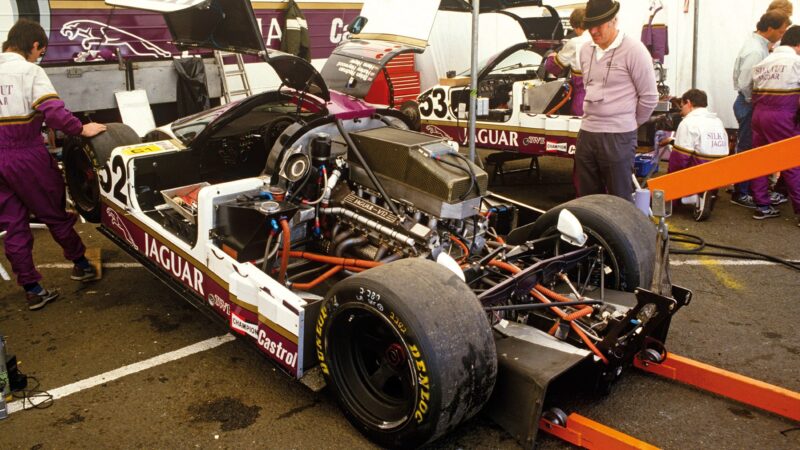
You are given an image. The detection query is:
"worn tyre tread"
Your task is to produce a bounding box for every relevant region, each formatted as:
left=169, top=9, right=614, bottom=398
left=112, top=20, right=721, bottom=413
left=321, top=258, right=497, bottom=448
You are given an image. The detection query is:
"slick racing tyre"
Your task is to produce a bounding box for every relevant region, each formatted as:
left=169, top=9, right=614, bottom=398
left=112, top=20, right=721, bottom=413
left=510, top=194, right=656, bottom=292
left=317, top=258, right=497, bottom=449
left=63, top=123, right=140, bottom=222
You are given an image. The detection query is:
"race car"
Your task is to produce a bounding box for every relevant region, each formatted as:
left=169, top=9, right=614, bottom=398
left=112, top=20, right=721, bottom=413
left=406, top=2, right=670, bottom=161
left=62, top=1, right=689, bottom=448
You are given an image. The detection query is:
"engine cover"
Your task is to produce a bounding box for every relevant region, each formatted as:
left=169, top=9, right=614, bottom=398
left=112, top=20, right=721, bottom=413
left=347, top=127, right=488, bottom=218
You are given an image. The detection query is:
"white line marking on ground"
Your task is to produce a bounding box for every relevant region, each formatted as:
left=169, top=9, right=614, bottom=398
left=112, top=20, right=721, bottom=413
left=670, top=259, right=799, bottom=266
left=37, top=262, right=143, bottom=269
left=7, top=334, right=235, bottom=414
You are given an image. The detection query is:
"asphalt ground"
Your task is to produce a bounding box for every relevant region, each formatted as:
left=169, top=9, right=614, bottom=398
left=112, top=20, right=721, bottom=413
left=0, top=154, right=798, bottom=449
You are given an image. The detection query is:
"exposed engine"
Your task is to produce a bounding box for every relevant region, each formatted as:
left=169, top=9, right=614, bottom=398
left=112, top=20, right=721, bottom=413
left=289, top=126, right=489, bottom=264
left=213, top=124, right=491, bottom=273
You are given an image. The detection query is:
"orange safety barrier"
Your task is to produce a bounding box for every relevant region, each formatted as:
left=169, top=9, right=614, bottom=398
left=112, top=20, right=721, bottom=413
left=539, top=413, right=659, bottom=450
left=648, top=135, right=800, bottom=201
left=634, top=352, right=800, bottom=422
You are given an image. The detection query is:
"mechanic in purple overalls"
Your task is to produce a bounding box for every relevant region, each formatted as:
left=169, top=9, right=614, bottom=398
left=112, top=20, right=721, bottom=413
left=730, top=11, right=790, bottom=209
left=749, top=25, right=800, bottom=223
left=543, top=8, right=590, bottom=116
left=1, top=19, right=106, bottom=310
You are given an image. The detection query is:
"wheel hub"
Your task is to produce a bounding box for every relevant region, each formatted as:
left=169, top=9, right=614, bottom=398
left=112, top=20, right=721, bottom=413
left=385, top=343, right=405, bottom=367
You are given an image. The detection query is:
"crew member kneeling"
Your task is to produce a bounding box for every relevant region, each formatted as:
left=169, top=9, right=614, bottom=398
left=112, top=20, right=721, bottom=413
left=667, top=89, right=729, bottom=221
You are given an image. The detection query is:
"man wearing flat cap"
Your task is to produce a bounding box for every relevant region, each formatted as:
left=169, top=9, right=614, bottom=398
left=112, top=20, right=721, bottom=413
left=575, top=0, right=658, bottom=200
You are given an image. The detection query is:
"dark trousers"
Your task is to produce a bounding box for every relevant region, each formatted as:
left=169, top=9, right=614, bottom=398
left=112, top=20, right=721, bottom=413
left=575, top=129, right=637, bottom=201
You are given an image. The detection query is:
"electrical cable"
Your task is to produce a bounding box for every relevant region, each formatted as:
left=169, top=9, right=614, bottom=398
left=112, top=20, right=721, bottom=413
left=669, top=231, right=800, bottom=272
left=286, top=164, right=313, bottom=203
left=335, top=119, right=403, bottom=217
left=302, top=166, right=328, bottom=205
left=10, top=375, right=53, bottom=410
left=451, top=152, right=481, bottom=198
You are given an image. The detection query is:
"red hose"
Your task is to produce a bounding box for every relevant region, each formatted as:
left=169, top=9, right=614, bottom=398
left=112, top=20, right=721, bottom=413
left=291, top=265, right=343, bottom=290
left=285, top=251, right=383, bottom=268
left=545, top=82, right=573, bottom=115
left=450, top=236, right=470, bottom=264
left=278, top=219, right=291, bottom=284
left=489, top=259, right=608, bottom=364
left=488, top=260, right=520, bottom=274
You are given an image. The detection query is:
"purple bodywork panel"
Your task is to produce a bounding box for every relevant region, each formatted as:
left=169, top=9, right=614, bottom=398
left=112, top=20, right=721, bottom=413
left=327, top=91, right=376, bottom=120
left=43, top=6, right=359, bottom=65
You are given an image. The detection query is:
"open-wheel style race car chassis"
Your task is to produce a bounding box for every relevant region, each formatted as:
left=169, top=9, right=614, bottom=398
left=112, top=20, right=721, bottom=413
left=58, top=1, right=699, bottom=448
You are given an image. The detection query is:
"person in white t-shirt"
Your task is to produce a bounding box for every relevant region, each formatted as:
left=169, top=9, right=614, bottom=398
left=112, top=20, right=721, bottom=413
left=543, top=8, right=591, bottom=116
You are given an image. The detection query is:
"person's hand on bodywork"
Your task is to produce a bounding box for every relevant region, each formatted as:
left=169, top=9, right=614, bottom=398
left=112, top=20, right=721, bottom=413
left=81, top=122, right=107, bottom=137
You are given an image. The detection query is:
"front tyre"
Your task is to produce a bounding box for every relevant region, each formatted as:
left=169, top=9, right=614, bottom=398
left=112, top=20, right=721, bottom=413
left=318, top=259, right=497, bottom=449
left=63, top=123, right=140, bottom=222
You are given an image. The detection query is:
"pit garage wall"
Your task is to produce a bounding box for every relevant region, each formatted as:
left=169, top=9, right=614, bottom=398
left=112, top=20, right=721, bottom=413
left=0, top=1, right=361, bottom=110
left=415, top=0, right=798, bottom=130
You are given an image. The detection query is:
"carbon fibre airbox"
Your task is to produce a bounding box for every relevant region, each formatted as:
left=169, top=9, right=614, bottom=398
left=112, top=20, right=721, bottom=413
left=347, top=127, right=488, bottom=219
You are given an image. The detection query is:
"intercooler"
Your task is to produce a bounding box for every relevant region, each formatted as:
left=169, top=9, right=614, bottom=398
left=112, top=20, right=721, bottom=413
left=347, top=127, right=488, bottom=218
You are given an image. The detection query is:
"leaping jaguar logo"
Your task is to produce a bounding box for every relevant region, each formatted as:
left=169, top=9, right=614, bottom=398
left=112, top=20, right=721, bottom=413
left=423, top=125, right=453, bottom=141
left=60, top=20, right=172, bottom=59
left=106, top=208, right=139, bottom=251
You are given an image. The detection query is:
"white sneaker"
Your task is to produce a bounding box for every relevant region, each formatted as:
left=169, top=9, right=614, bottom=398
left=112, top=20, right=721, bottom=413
left=681, top=194, right=699, bottom=205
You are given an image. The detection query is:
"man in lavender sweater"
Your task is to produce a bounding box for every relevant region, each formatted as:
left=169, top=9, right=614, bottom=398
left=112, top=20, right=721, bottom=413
left=1, top=19, right=106, bottom=310
left=575, top=0, right=658, bottom=201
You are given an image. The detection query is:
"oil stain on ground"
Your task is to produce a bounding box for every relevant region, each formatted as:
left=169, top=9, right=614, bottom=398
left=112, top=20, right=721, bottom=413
left=138, top=313, right=181, bottom=332
left=189, top=397, right=262, bottom=432
left=53, top=411, right=86, bottom=426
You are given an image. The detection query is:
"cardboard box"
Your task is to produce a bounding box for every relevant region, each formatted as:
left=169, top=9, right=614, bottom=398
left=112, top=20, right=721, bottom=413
left=439, top=76, right=471, bottom=87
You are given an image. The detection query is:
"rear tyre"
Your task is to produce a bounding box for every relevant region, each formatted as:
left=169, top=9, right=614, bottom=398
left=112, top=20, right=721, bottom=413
left=63, top=123, right=140, bottom=222
left=317, top=258, right=497, bottom=449
left=523, top=194, right=656, bottom=291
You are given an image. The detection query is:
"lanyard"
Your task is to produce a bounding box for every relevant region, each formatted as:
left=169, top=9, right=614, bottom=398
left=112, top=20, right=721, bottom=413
left=587, top=46, right=618, bottom=91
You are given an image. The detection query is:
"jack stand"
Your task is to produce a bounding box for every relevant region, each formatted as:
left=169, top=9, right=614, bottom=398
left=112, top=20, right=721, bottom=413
left=539, top=411, right=658, bottom=449
left=635, top=351, right=800, bottom=422
left=85, top=247, right=103, bottom=280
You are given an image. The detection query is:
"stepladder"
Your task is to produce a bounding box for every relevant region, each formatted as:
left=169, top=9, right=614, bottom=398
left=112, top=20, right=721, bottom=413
left=214, top=51, right=252, bottom=103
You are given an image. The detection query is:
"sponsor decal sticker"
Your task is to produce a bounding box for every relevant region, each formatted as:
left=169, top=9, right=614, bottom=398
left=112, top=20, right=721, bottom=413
left=121, top=143, right=167, bottom=155
left=231, top=312, right=259, bottom=339
left=546, top=141, right=569, bottom=152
